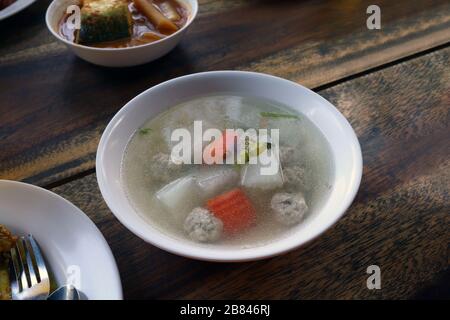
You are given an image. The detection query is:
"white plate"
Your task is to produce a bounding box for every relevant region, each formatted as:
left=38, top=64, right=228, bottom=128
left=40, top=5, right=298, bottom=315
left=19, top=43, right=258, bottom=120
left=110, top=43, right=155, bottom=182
left=0, top=0, right=37, bottom=21
left=0, top=180, right=123, bottom=300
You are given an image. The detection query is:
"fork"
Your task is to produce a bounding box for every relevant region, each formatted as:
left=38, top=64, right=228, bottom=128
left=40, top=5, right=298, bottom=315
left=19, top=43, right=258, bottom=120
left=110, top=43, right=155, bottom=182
left=9, top=235, right=50, bottom=300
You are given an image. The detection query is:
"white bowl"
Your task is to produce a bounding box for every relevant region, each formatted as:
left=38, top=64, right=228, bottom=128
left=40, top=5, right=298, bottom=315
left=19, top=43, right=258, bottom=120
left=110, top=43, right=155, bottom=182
left=45, top=0, right=198, bottom=67
left=0, top=180, right=123, bottom=299
left=0, top=0, right=37, bottom=21
left=96, top=71, right=363, bottom=262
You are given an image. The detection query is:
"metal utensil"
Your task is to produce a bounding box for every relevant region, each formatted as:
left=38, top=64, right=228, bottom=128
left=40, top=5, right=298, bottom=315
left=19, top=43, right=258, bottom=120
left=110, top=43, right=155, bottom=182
left=47, top=285, right=80, bottom=300
left=9, top=235, right=50, bottom=300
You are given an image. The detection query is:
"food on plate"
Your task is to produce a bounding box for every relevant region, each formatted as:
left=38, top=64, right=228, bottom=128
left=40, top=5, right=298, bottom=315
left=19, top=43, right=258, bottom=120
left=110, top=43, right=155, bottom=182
left=0, top=225, right=16, bottom=300
left=271, top=192, right=308, bottom=226
left=59, top=0, right=189, bottom=48
left=0, top=225, right=16, bottom=252
left=0, top=0, right=15, bottom=10
left=121, top=95, right=333, bottom=246
left=184, top=207, right=223, bottom=242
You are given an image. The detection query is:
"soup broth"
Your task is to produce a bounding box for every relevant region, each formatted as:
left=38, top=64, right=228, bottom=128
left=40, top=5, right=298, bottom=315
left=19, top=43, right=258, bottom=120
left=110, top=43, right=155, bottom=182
left=121, top=95, right=334, bottom=248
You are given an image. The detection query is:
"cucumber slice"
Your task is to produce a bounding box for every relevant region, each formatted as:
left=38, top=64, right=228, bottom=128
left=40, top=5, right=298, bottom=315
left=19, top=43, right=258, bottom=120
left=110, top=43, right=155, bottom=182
left=77, top=0, right=132, bottom=45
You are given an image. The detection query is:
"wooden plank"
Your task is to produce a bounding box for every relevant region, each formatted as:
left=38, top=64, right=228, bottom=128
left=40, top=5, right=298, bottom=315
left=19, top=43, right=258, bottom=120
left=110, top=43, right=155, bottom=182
left=50, top=47, right=450, bottom=299
left=0, top=0, right=449, bottom=186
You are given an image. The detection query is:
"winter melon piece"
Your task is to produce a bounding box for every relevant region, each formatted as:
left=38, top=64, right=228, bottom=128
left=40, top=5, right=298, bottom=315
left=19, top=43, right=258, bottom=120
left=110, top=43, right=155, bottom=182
left=241, top=149, right=284, bottom=190
left=194, top=166, right=239, bottom=199
left=156, top=176, right=203, bottom=221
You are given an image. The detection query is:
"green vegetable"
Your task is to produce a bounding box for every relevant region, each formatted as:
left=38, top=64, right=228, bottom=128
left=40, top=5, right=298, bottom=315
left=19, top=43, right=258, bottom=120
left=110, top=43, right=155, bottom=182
left=139, top=128, right=152, bottom=135
left=260, top=112, right=300, bottom=120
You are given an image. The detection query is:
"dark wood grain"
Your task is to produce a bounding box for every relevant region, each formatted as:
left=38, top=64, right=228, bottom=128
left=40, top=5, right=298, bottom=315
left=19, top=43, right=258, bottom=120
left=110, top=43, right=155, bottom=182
left=50, top=47, right=450, bottom=299
left=1, top=0, right=449, bottom=186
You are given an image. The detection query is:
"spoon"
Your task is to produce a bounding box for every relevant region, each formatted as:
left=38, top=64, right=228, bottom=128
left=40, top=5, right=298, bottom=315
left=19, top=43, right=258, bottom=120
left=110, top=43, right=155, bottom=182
left=47, top=285, right=80, bottom=300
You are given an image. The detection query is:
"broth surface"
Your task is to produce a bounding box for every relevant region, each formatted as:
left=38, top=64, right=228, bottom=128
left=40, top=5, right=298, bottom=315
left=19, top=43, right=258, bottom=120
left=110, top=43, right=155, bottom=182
left=121, top=95, right=334, bottom=248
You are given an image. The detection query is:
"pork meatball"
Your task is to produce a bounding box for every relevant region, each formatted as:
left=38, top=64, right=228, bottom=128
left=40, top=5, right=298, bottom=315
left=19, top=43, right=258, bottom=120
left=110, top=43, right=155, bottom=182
left=184, top=207, right=223, bottom=242
left=271, top=192, right=308, bottom=226
left=279, top=145, right=295, bottom=165
left=283, top=165, right=310, bottom=191
left=147, top=152, right=182, bottom=183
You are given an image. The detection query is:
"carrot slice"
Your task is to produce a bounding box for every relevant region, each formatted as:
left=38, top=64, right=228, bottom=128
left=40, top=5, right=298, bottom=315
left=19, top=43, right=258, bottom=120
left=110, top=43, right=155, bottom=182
left=207, top=188, right=256, bottom=234
left=203, top=131, right=238, bottom=164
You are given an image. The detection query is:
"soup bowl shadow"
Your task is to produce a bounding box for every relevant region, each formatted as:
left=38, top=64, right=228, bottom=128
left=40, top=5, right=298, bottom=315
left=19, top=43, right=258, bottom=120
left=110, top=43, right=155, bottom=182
left=96, top=71, right=363, bottom=262
left=45, top=0, right=198, bottom=67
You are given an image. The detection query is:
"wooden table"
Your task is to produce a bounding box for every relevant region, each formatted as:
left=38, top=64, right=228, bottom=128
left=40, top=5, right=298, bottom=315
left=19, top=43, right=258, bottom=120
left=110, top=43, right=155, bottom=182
left=1, top=0, right=449, bottom=299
